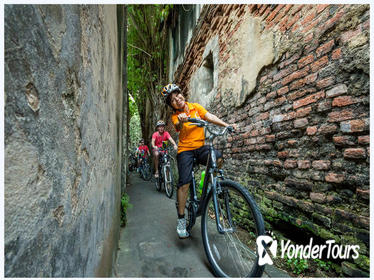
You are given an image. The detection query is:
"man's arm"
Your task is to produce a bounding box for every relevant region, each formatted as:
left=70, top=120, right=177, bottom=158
left=174, top=121, right=183, bottom=132
left=151, top=138, right=156, bottom=150
left=168, top=135, right=178, bottom=150
left=205, top=112, right=229, bottom=127
left=205, top=112, right=238, bottom=130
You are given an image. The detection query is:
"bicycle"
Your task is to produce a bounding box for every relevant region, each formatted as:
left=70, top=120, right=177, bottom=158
left=128, top=152, right=137, bottom=172
left=183, top=117, right=265, bottom=277
left=155, top=141, right=175, bottom=198
left=138, top=156, right=152, bottom=181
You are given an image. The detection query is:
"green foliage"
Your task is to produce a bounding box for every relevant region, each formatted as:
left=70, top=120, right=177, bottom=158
left=160, top=4, right=173, bottom=21
left=249, top=231, right=256, bottom=239
left=313, top=259, right=333, bottom=271
left=121, top=193, right=132, bottom=210
left=120, top=193, right=133, bottom=227
left=127, top=4, right=169, bottom=123
left=127, top=5, right=171, bottom=142
left=284, top=252, right=309, bottom=275
left=129, top=113, right=141, bottom=149
left=128, top=92, right=138, bottom=118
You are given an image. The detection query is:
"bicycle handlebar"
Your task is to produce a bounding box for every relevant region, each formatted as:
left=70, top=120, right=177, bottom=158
left=187, top=117, right=234, bottom=137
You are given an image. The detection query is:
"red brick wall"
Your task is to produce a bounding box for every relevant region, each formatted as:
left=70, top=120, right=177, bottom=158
left=170, top=4, right=369, bottom=275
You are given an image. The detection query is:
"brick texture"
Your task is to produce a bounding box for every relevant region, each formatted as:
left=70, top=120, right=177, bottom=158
left=171, top=4, right=369, bottom=274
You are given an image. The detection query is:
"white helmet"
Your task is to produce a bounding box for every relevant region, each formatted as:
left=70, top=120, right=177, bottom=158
left=156, top=120, right=165, bottom=128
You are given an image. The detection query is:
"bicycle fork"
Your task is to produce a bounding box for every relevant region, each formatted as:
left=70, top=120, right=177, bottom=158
left=211, top=175, right=235, bottom=234
left=163, top=163, right=171, bottom=184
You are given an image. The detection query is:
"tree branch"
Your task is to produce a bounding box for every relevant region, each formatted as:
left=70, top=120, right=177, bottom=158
left=128, top=9, right=148, bottom=47
left=128, top=43, right=152, bottom=57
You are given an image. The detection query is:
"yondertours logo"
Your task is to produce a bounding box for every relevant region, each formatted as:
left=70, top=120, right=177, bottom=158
left=257, top=234, right=277, bottom=265
left=257, top=232, right=360, bottom=266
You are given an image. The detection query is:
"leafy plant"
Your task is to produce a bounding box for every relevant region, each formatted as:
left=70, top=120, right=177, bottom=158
left=284, top=252, right=309, bottom=275
left=313, top=259, right=333, bottom=271
left=120, top=193, right=132, bottom=227
left=249, top=231, right=256, bottom=239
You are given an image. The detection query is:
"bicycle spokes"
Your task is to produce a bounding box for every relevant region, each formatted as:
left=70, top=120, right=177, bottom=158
left=202, top=181, right=263, bottom=277
left=222, top=188, right=235, bottom=230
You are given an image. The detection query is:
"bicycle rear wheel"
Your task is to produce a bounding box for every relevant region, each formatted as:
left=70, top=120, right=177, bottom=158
left=201, top=179, right=265, bottom=277
left=164, top=165, right=174, bottom=198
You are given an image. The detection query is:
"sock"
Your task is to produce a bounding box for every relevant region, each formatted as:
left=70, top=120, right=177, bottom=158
left=178, top=214, right=185, bottom=219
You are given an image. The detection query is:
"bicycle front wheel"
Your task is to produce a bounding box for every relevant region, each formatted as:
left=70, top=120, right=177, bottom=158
left=142, top=163, right=152, bottom=181
left=201, top=180, right=265, bottom=277
left=155, top=176, right=162, bottom=191
left=164, top=165, right=174, bottom=198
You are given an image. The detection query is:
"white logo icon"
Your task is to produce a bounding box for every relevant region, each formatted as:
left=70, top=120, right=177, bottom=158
left=257, top=233, right=278, bottom=266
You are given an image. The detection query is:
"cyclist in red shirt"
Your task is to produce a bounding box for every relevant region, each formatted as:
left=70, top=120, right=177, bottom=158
left=136, top=139, right=150, bottom=169
left=151, top=120, right=178, bottom=178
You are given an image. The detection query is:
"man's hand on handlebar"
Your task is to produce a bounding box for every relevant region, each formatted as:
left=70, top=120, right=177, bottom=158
left=188, top=117, right=237, bottom=133
left=187, top=117, right=207, bottom=126
left=177, top=113, right=189, bottom=123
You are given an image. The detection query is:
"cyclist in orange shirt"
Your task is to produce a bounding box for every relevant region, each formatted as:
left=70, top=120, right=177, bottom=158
left=161, top=84, right=237, bottom=238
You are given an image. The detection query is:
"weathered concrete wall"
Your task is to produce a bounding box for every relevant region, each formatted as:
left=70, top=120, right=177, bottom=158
left=168, top=4, right=203, bottom=82
left=4, top=4, right=126, bottom=277
left=121, top=6, right=128, bottom=194
left=169, top=4, right=369, bottom=276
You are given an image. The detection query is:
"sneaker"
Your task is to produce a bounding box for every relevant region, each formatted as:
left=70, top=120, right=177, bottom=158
left=177, top=218, right=189, bottom=239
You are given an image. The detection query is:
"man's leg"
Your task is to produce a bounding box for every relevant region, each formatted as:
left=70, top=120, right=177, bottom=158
left=153, top=149, right=159, bottom=176
left=176, top=183, right=190, bottom=239
left=176, top=150, right=194, bottom=216
left=176, top=150, right=194, bottom=238
left=177, top=183, right=190, bottom=216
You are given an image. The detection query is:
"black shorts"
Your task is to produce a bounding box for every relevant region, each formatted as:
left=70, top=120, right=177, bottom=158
left=176, top=145, right=222, bottom=188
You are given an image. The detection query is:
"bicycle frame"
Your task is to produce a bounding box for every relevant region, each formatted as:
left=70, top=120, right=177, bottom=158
left=187, top=119, right=235, bottom=234
left=158, top=148, right=170, bottom=175
left=185, top=119, right=265, bottom=278
left=156, top=146, right=176, bottom=197
left=139, top=157, right=148, bottom=169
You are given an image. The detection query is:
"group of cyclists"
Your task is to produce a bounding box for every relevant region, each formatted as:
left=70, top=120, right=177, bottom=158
left=134, top=83, right=236, bottom=239
left=134, top=120, right=177, bottom=177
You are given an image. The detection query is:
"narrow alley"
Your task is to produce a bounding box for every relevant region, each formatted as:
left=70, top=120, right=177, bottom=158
left=4, top=3, right=370, bottom=277
left=115, top=173, right=290, bottom=278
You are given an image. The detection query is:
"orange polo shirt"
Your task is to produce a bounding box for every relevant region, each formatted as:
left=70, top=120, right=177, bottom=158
left=171, top=102, right=208, bottom=153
